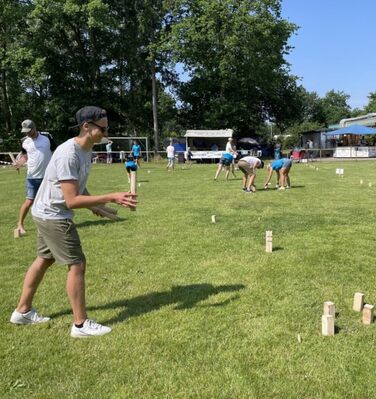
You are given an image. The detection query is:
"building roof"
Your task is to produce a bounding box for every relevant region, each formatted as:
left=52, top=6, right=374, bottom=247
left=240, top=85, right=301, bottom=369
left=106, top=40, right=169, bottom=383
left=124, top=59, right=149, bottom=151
left=340, top=113, right=376, bottom=127
left=184, top=129, right=234, bottom=138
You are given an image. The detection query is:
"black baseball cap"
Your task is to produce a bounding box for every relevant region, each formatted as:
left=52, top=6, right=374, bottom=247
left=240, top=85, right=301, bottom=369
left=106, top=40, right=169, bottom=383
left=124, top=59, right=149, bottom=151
left=75, top=106, right=107, bottom=126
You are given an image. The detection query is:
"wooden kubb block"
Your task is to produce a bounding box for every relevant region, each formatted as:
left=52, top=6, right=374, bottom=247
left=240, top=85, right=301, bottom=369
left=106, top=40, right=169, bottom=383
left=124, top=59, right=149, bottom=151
left=265, top=231, right=272, bottom=253
left=322, top=315, right=335, bottom=336
left=323, top=301, right=335, bottom=317
left=362, top=304, right=374, bottom=325
left=130, top=171, right=137, bottom=212
left=211, top=215, right=216, bottom=223
left=353, top=292, right=365, bottom=312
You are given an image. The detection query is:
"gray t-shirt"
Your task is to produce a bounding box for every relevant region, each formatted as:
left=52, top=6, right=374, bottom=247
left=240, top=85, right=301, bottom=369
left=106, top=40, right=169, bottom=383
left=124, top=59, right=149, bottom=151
left=32, top=138, right=92, bottom=220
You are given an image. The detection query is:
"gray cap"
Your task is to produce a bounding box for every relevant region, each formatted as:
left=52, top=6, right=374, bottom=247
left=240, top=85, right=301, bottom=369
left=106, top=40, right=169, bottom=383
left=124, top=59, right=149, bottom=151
left=21, top=119, right=36, bottom=134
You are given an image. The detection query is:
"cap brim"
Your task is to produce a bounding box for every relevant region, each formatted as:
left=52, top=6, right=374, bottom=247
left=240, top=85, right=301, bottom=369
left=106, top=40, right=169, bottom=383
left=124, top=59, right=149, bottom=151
left=21, top=128, right=32, bottom=133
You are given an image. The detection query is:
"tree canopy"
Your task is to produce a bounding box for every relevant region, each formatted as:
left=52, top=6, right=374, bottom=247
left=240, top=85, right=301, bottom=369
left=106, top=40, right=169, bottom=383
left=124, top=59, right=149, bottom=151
left=0, top=0, right=373, bottom=151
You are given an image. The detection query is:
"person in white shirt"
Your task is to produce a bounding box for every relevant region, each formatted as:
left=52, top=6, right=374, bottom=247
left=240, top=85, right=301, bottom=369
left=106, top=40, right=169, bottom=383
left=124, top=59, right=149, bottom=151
left=106, top=140, right=113, bottom=164
left=184, top=147, right=193, bottom=167
left=166, top=141, right=175, bottom=171
left=237, top=156, right=264, bottom=193
left=225, top=137, right=237, bottom=177
left=14, top=120, right=56, bottom=236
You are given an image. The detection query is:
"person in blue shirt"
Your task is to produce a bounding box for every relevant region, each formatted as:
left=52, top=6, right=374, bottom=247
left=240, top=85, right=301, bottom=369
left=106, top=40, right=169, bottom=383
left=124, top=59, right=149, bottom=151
left=131, top=140, right=142, bottom=168
left=263, top=157, right=292, bottom=190
left=214, top=152, right=234, bottom=181
left=124, top=153, right=138, bottom=183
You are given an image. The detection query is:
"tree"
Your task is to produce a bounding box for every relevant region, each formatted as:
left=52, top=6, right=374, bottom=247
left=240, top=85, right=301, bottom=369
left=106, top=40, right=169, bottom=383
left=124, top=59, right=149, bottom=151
left=0, top=0, right=33, bottom=134
left=162, top=0, right=298, bottom=134
left=363, top=91, right=376, bottom=114
left=321, top=90, right=351, bottom=126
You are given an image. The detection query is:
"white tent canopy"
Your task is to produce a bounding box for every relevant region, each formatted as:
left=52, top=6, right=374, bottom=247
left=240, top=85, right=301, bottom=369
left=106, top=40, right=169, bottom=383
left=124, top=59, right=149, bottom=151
left=184, top=129, right=233, bottom=138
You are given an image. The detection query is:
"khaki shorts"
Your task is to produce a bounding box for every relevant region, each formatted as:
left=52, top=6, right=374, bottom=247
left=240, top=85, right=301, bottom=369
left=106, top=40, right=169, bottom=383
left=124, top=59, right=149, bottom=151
left=238, top=160, right=254, bottom=176
left=33, top=217, right=85, bottom=265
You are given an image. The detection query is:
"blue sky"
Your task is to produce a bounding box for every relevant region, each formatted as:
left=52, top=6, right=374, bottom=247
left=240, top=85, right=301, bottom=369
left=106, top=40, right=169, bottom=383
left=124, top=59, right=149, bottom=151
left=282, top=0, right=376, bottom=109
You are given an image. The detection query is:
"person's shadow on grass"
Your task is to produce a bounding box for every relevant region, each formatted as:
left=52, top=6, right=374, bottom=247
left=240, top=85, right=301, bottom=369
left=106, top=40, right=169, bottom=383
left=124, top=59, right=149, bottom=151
left=49, top=283, right=245, bottom=325
left=97, top=283, right=246, bottom=325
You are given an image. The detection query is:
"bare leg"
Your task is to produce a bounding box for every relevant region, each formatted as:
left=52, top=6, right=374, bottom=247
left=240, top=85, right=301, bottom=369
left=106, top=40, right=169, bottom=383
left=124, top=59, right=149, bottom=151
left=16, top=256, right=55, bottom=313
left=17, top=198, right=34, bottom=233
left=242, top=174, right=247, bottom=189
left=286, top=171, right=291, bottom=187
left=66, top=262, right=87, bottom=325
left=248, top=174, right=256, bottom=191
left=225, top=166, right=230, bottom=180
left=214, top=164, right=223, bottom=180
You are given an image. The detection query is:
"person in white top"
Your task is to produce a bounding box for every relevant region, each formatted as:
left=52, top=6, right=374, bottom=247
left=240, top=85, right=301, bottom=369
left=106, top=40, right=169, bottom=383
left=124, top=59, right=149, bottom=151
left=237, top=156, right=264, bottom=193
left=14, top=120, right=56, bottom=236
left=10, top=106, right=137, bottom=338
left=166, top=141, right=175, bottom=171
left=106, top=140, right=113, bottom=164
left=225, top=137, right=237, bottom=177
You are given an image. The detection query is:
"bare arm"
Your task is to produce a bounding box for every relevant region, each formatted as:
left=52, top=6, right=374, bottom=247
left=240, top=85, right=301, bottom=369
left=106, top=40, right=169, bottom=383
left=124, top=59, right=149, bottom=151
left=264, top=168, right=274, bottom=187
left=60, top=180, right=137, bottom=210
left=14, top=154, right=27, bottom=168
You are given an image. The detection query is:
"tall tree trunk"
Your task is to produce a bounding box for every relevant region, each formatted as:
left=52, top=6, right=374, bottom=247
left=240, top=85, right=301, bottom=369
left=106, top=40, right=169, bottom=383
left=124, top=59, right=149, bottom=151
left=151, top=61, right=159, bottom=153
left=0, top=67, right=12, bottom=132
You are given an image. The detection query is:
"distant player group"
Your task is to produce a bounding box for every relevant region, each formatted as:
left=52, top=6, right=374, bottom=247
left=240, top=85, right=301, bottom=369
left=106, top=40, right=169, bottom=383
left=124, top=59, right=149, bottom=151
left=214, top=138, right=293, bottom=192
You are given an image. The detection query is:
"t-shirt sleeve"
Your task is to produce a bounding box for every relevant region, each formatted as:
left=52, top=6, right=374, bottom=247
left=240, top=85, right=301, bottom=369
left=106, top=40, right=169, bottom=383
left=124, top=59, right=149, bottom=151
left=20, top=138, right=27, bottom=155
left=55, top=155, right=80, bottom=181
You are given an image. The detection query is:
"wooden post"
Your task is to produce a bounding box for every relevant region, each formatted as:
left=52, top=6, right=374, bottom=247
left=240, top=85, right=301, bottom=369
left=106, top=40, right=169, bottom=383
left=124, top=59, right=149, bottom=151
left=265, top=231, right=273, bottom=253
left=353, top=292, right=365, bottom=312
left=322, top=315, right=334, bottom=336
left=323, top=301, right=335, bottom=317
left=130, top=171, right=137, bottom=212
left=211, top=215, right=216, bottom=223
left=362, top=304, right=374, bottom=325
left=9, top=152, right=20, bottom=174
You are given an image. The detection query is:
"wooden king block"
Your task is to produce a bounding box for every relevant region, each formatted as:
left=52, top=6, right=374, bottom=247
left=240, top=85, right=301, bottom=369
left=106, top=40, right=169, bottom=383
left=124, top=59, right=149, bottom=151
left=130, top=171, right=137, bottom=212
left=353, top=292, right=365, bottom=312
left=323, top=301, right=335, bottom=317
left=362, top=304, right=374, bottom=325
left=265, top=230, right=273, bottom=253
left=322, top=315, right=334, bottom=336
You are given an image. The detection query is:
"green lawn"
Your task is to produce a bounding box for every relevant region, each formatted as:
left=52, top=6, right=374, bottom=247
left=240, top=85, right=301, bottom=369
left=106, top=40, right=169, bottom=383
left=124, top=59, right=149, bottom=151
left=1, top=160, right=376, bottom=398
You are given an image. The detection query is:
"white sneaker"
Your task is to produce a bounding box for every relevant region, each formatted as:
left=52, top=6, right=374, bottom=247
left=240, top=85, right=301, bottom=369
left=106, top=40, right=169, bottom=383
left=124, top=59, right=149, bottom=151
left=10, top=308, right=50, bottom=324
left=71, top=319, right=112, bottom=338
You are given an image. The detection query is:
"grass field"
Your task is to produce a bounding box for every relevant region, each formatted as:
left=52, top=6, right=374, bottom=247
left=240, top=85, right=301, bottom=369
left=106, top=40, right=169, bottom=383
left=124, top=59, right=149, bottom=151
left=2, top=159, right=376, bottom=398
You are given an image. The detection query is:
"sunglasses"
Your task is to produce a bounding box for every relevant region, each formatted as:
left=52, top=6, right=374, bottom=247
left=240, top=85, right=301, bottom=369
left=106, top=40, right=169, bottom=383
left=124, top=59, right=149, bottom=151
left=89, top=122, right=108, bottom=134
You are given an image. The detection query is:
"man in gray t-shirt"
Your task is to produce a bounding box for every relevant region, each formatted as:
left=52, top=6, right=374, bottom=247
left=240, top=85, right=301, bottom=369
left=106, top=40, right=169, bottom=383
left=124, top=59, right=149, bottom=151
left=10, top=106, right=137, bottom=338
